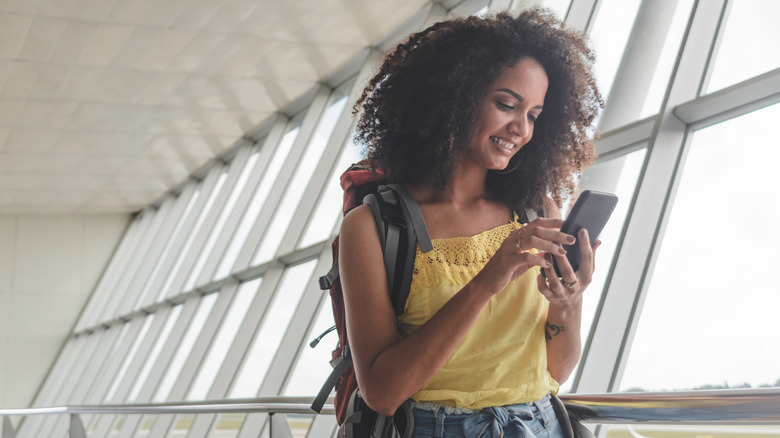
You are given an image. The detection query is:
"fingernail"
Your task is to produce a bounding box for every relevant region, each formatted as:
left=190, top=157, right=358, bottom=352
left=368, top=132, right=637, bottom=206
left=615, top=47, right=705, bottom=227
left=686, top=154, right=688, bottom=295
left=566, top=235, right=576, bottom=243
left=557, top=247, right=566, bottom=256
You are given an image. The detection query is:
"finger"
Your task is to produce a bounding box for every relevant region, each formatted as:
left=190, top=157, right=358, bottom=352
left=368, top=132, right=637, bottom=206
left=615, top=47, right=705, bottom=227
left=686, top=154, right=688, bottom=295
left=552, top=251, right=577, bottom=284
left=520, top=252, right=552, bottom=270
left=578, top=229, right=594, bottom=273
left=524, top=235, right=569, bottom=257
left=593, top=239, right=602, bottom=252
left=542, top=254, right=566, bottom=294
left=528, top=217, right=565, bottom=229
left=531, top=226, right=577, bottom=246
left=536, top=272, right=555, bottom=298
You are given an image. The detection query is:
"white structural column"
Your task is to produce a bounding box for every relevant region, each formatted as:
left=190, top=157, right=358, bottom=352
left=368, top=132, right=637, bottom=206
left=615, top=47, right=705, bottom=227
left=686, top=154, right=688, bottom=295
left=599, top=0, right=681, bottom=132
left=584, top=0, right=681, bottom=200
left=575, top=0, right=727, bottom=402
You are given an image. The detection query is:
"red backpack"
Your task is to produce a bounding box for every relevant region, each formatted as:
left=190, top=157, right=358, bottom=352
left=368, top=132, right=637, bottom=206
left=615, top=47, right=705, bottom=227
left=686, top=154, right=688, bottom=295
left=310, top=159, right=433, bottom=436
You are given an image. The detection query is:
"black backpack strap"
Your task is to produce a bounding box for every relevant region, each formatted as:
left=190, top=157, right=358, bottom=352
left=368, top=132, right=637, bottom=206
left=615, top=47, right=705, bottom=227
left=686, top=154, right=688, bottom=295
left=311, top=346, right=352, bottom=413
left=319, top=259, right=339, bottom=289
left=519, top=206, right=546, bottom=223
left=375, top=185, right=432, bottom=316
left=384, top=184, right=433, bottom=253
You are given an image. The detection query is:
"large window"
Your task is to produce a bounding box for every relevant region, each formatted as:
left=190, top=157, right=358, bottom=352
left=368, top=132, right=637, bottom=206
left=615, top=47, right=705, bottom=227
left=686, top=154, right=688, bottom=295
left=620, top=103, right=780, bottom=393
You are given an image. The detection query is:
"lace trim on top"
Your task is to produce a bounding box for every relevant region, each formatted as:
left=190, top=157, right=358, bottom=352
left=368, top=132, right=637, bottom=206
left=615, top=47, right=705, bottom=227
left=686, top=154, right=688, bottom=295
left=412, top=221, right=522, bottom=290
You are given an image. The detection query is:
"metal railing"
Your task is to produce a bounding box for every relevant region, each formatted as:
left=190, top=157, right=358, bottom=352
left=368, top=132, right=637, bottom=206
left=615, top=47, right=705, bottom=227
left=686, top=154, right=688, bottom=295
left=1, top=389, right=779, bottom=437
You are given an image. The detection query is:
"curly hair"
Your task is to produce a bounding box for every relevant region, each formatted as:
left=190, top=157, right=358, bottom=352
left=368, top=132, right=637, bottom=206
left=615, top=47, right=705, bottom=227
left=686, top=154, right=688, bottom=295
left=353, top=8, right=603, bottom=210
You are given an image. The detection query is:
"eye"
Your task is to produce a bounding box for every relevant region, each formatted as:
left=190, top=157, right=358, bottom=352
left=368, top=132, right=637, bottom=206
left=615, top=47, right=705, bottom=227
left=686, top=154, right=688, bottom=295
left=528, top=114, right=538, bottom=123
left=496, top=101, right=514, bottom=111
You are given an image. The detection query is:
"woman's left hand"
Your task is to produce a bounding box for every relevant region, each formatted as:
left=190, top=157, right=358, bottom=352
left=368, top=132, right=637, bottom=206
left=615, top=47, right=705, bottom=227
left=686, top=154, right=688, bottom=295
left=537, top=228, right=601, bottom=305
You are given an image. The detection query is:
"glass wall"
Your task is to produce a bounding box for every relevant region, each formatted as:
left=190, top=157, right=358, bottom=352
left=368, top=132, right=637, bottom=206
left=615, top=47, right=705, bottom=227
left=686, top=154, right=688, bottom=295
left=18, top=0, right=780, bottom=437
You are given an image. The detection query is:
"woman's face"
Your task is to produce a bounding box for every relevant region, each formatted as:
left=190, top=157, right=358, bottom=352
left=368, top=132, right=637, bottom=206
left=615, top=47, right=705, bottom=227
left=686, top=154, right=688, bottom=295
left=467, top=58, right=549, bottom=171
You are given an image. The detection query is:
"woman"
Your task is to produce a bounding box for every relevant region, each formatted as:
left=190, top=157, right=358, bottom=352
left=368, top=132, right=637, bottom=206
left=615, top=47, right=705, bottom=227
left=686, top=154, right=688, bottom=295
left=339, top=8, right=603, bottom=437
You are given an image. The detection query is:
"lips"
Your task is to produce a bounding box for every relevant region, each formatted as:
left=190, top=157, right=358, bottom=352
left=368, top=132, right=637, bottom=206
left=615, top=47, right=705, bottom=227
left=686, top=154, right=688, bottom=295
left=490, top=136, right=515, bottom=150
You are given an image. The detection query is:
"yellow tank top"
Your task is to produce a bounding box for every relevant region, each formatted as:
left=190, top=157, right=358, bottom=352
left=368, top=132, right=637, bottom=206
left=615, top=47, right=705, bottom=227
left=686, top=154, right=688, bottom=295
left=398, top=221, right=559, bottom=409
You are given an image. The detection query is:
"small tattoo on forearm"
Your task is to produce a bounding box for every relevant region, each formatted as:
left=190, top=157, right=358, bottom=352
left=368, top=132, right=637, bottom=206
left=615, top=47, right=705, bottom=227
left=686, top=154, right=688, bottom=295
left=546, top=322, right=565, bottom=340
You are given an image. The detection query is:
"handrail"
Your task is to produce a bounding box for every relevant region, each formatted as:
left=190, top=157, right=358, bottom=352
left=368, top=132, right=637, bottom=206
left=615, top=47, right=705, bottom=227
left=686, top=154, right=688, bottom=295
left=560, top=388, right=780, bottom=425
left=0, top=396, right=335, bottom=416
left=2, top=389, right=780, bottom=426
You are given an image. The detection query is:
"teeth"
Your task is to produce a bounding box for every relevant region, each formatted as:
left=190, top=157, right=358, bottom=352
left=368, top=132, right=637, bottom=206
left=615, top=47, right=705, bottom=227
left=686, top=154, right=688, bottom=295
left=491, top=136, right=514, bottom=149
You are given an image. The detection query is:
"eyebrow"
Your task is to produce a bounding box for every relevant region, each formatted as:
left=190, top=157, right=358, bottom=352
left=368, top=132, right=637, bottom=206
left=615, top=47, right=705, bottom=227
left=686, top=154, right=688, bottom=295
left=496, top=88, right=544, bottom=110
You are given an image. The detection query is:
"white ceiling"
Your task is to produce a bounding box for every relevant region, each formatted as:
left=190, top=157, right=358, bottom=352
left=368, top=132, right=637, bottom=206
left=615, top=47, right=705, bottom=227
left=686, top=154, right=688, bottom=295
left=0, top=0, right=430, bottom=214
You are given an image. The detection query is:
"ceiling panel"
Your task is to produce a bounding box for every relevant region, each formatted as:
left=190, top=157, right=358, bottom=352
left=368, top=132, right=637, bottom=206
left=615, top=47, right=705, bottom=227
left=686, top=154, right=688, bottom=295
left=0, top=0, right=431, bottom=214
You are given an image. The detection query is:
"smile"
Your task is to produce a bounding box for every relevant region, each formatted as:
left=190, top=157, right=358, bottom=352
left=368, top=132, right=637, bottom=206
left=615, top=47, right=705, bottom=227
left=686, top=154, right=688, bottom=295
left=490, top=136, right=515, bottom=150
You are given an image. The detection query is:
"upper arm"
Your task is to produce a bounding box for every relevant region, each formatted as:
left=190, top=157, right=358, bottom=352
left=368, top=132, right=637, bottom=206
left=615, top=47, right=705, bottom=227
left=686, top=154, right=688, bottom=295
left=339, top=204, right=400, bottom=378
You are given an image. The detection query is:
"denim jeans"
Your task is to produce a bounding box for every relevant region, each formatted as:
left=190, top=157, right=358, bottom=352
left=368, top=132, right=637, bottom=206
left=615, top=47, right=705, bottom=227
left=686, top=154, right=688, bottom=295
left=410, top=394, right=563, bottom=438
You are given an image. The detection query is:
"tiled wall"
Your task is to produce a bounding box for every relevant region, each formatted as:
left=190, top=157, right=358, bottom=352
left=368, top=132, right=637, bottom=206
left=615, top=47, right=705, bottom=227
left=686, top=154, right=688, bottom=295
left=0, top=213, right=128, bottom=409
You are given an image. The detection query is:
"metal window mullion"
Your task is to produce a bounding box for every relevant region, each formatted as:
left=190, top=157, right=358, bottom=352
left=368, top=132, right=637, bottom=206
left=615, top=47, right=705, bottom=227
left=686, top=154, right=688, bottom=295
left=597, top=0, right=681, bottom=133
left=25, top=335, right=87, bottom=437
left=375, top=3, right=447, bottom=54
left=113, top=299, right=200, bottom=438
left=261, top=248, right=333, bottom=397
left=79, top=319, right=144, bottom=428
left=104, top=200, right=175, bottom=321
left=47, top=330, right=112, bottom=438
left=674, top=67, right=780, bottom=130
left=130, top=183, right=200, bottom=311
left=306, top=415, right=337, bottom=438
left=138, top=169, right=222, bottom=309
left=74, top=216, right=142, bottom=331
left=87, top=313, right=168, bottom=438
left=274, top=97, right=354, bottom=257
left=18, top=336, right=81, bottom=437
left=236, top=252, right=331, bottom=438
left=107, top=197, right=178, bottom=320
left=121, top=187, right=199, bottom=314
left=122, top=196, right=181, bottom=301
left=68, top=327, right=123, bottom=405
left=38, top=332, right=105, bottom=437
left=230, top=85, right=332, bottom=274
left=283, top=51, right=381, bottom=254
left=594, top=117, right=656, bottom=159
left=91, top=210, right=157, bottom=325
left=108, top=308, right=172, bottom=404
left=28, top=335, right=80, bottom=408
left=135, top=180, right=206, bottom=310
left=164, top=146, right=256, bottom=299
left=161, top=162, right=237, bottom=301
left=577, top=0, right=684, bottom=205
left=193, top=117, right=289, bottom=286
left=564, top=0, right=600, bottom=33
left=575, top=0, right=727, bottom=397
left=185, top=266, right=289, bottom=438
left=697, top=0, right=733, bottom=95
left=146, top=286, right=239, bottom=438
left=446, top=0, right=489, bottom=16
left=88, top=309, right=172, bottom=438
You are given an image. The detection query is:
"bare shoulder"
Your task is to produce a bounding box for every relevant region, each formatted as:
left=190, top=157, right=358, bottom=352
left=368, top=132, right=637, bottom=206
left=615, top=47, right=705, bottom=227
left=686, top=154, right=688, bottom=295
left=543, top=197, right=562, bottom=219
left=341, top=204, right=375, bottom=234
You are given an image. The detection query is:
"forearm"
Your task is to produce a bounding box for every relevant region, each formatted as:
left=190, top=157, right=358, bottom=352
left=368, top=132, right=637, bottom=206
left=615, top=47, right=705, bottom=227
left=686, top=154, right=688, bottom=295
left=353, top=279, right=494, bottom=415
left=545, top=297, right=583, bottom=384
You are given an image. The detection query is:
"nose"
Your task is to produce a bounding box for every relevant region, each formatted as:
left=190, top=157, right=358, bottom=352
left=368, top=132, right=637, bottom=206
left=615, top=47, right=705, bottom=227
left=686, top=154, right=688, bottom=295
left=508, top=116, right=531, bottom=139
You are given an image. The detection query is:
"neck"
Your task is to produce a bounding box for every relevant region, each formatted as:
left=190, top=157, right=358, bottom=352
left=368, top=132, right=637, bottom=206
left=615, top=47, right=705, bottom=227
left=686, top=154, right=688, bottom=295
left=410, top=157, right=491, bottom=207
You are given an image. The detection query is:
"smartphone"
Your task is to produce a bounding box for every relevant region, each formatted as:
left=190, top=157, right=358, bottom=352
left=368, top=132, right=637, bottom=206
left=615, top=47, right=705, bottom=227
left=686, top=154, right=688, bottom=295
left=543, top=190, right=618, bottom=278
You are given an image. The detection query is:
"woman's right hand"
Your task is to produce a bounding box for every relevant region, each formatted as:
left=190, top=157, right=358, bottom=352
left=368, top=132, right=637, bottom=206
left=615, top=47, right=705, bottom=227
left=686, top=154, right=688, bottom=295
left=473, top=217, right=576, bottom=295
